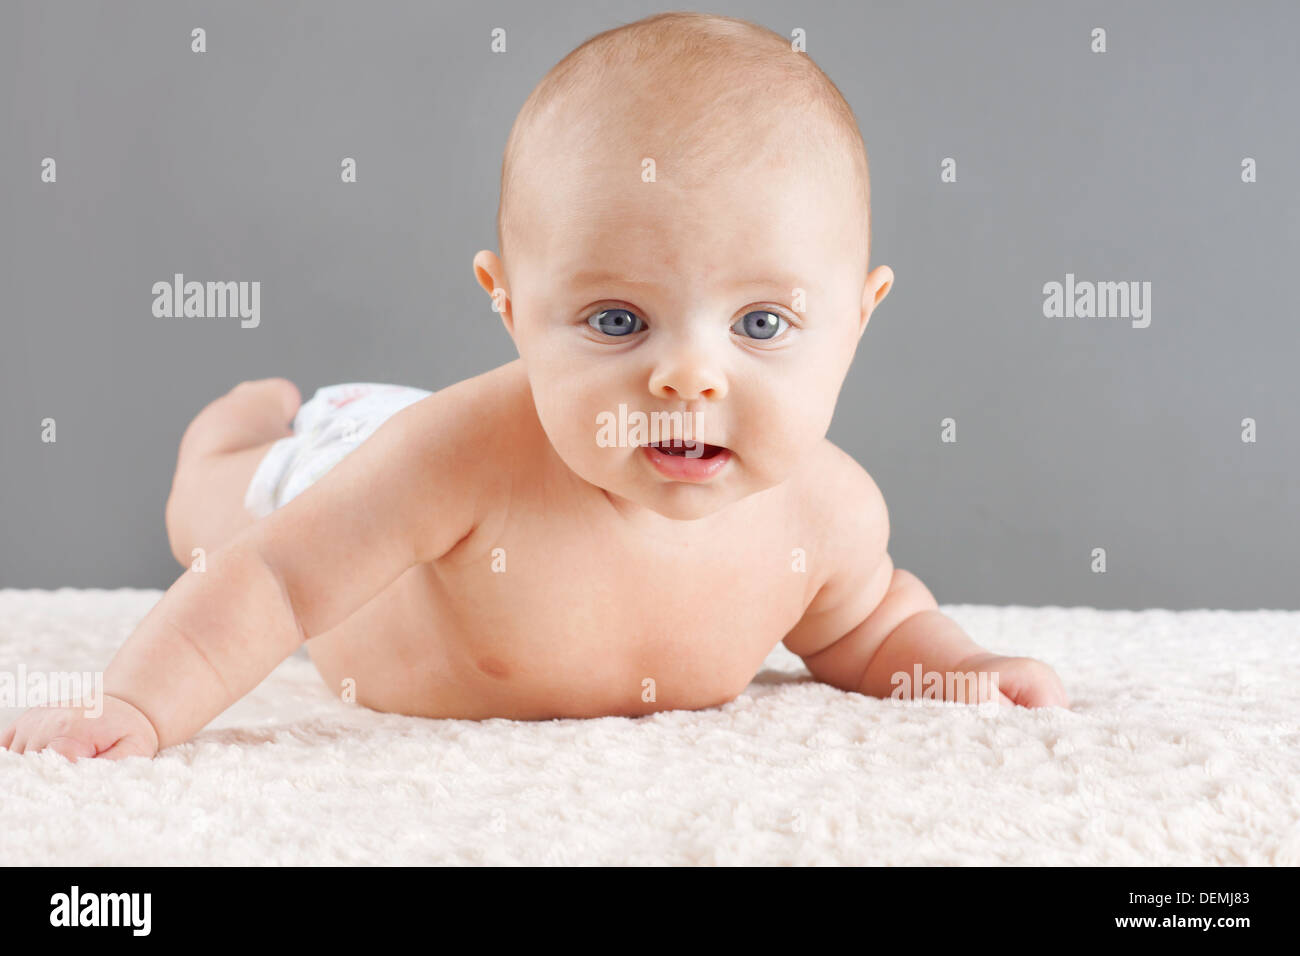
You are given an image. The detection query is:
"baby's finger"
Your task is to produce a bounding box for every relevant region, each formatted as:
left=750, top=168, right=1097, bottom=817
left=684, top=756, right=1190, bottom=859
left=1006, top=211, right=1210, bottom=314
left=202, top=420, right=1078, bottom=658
left=95, top=736, right=156, bottom=761
left=1011, top=675, right=1068, bottom=708
left=990, top=661, right=1064, bottom=709
left=45, top=735, right=97, bottom=762
left=0, top=723, right=15, bottom=750
left=1027, top=683, right=1069, bottom=708
left=1022, top=665, right=1068, bottom=707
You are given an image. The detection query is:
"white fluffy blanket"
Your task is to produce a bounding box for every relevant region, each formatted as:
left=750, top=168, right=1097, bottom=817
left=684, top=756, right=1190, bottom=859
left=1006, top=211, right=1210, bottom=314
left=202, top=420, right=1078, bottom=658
left=2, top=589, right=1297, bottom=865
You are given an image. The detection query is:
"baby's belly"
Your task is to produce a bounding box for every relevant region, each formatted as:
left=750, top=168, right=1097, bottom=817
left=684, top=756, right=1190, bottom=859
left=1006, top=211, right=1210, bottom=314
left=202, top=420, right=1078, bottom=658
left=301, top=562, right=797, bottom=720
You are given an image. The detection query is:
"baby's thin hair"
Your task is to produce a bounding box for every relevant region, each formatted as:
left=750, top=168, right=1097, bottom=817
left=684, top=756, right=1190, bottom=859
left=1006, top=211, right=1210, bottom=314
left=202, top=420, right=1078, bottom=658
left=496, top=11, right=871, bottom=264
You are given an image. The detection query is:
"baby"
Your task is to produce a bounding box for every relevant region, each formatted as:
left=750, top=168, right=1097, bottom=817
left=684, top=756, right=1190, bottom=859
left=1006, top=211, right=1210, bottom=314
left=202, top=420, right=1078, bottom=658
left=3, top=12, right=1066, bottom=761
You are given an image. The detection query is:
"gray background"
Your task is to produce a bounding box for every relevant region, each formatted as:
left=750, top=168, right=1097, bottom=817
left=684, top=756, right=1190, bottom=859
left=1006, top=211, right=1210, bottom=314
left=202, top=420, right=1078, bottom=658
left=1, top=0, right=1296, bottom=609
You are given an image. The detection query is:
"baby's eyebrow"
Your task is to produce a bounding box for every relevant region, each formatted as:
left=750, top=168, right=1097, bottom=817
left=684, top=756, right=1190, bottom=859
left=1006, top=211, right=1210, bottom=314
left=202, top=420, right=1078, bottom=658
left=568, top=269, right=657, bottom=287
left=568, top=269, right=805, bottom=294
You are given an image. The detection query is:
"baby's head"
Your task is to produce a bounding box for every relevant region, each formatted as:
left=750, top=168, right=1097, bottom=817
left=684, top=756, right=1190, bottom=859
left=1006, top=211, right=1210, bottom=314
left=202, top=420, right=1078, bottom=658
left=474, top=12, right=892, bottom=520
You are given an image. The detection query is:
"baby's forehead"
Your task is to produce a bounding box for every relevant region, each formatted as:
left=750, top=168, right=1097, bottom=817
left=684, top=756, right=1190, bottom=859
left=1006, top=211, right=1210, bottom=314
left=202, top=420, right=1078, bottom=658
left=523, top=193, right=850, bottom=297
left=535, top=148, right=857, bottom=246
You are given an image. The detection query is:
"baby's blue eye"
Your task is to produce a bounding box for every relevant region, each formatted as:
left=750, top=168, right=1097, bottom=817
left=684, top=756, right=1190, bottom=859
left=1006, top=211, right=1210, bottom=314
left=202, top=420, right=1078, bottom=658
left=587, top=308, right=644, bottom=337
left=731, top=310, right=787, bottom=340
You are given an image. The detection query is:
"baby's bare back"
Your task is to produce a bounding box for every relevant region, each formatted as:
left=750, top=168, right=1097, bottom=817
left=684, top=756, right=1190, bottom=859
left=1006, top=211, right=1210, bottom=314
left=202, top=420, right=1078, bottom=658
left=301, top=362, right=835, bottom=720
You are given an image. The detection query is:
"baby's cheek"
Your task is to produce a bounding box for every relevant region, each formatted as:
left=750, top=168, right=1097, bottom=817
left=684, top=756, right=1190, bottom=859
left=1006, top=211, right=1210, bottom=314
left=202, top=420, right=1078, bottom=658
left=747, top=407, right=824, bottom=481
left=803, top=369, right=846, bottom=437
left=787, top=369, right=838, bottom=430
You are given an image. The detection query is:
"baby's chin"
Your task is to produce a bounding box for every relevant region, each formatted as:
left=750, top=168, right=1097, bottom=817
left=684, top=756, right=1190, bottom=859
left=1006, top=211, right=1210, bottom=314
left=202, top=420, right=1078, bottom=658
left=604, top=454, right=782, bottom=521
left=559, top=448, right=753, bottom=521
left=632, top=483, right=740, bottom=521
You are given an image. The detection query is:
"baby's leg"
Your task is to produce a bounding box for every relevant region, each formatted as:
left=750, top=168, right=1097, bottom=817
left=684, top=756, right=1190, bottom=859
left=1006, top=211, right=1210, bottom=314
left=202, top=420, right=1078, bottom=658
left=164, top=378, right=301, bottom=567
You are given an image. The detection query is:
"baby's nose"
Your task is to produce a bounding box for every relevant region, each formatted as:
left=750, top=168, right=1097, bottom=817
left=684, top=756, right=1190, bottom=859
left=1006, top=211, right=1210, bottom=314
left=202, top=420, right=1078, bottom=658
left=648, top=349, right=727, bottom=401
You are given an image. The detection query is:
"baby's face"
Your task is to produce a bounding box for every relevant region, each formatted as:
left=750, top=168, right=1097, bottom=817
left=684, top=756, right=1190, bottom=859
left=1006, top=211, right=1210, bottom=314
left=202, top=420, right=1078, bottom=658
left=485, top=148, right=890, bottom=521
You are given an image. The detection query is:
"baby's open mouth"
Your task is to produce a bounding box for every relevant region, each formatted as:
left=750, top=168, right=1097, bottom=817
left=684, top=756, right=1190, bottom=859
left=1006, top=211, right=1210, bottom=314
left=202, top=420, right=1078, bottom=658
left=645, top=439, right=727, bottom=459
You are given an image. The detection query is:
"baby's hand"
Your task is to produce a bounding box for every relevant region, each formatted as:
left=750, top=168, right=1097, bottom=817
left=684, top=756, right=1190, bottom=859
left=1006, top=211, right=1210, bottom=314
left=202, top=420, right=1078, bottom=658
left=957, top=653, right=1070, bottom=709
left=0, top=695, right=160, bottom=761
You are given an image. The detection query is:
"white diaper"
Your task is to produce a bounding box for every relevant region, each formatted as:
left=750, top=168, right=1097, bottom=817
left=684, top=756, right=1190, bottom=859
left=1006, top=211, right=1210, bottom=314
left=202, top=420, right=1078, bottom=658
left=243, top=382, right=432, bottom=518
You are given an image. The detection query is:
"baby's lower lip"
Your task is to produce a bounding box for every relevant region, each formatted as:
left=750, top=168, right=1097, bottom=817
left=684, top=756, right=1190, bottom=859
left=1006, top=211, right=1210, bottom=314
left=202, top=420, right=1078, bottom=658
left=640, top=442, right=733, bottom=482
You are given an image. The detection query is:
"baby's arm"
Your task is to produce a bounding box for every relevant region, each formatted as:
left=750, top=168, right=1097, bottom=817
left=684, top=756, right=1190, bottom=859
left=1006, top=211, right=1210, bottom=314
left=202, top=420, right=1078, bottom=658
left=3, top=395, right=482, bottom=758
left=784, top=454, right=1068, bottom=709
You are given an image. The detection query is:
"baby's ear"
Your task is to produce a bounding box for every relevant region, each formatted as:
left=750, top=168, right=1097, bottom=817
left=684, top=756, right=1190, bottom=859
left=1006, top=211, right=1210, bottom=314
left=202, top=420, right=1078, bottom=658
left=859, top=265, right=894, bottom=336
left=472, top=250, right=513, bottom=332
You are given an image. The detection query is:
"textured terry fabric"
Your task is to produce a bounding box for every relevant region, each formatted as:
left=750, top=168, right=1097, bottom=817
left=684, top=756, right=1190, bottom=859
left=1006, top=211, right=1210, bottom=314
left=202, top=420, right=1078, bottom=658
left=1, top=589, right=1297, bottom=865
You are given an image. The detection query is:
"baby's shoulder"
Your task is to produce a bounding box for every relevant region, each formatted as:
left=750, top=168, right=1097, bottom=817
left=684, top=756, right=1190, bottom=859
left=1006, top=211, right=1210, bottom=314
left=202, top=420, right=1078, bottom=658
left=792, top=438, right=890, bottom=564
left=380, top=360, right=531, bottom=513
left=399, top=360, right=532, bottom=451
